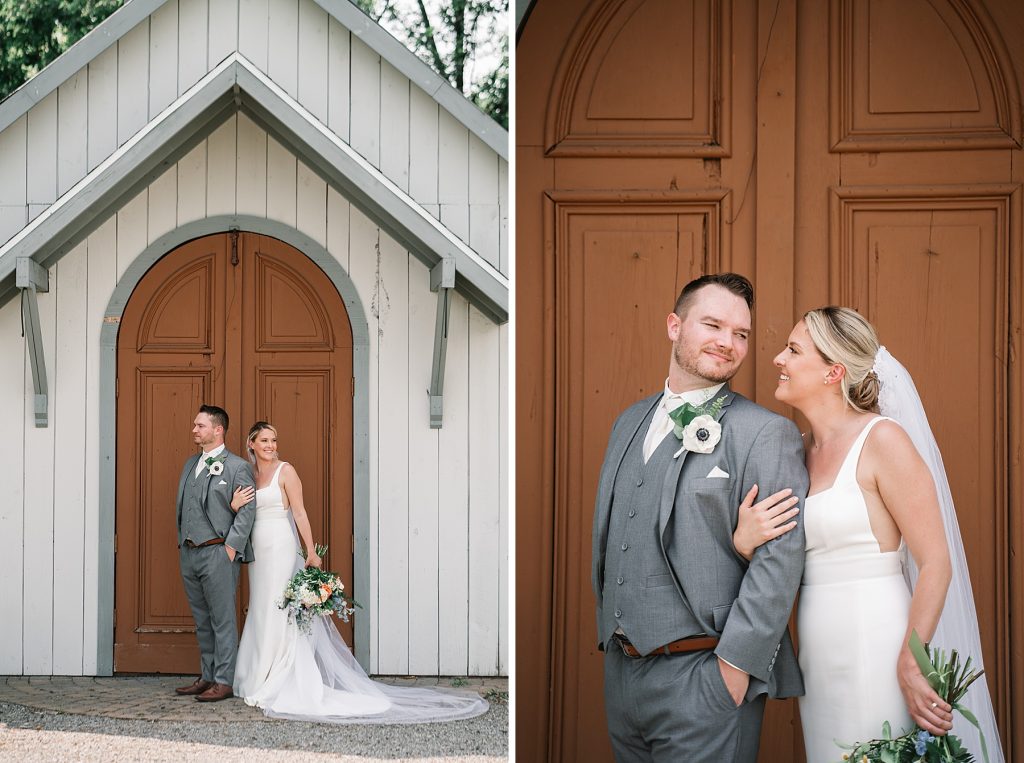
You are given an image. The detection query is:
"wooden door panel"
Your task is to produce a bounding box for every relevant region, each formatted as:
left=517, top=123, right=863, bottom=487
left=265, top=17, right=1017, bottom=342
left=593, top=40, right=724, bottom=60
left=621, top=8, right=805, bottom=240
left=138, top=372, right=213, bottom=630
left=259, top=371, right=331, bottom=546
left=137, top=258, right=218, bottom=352
left=547, top=0, right=731, bottom=155
left=833, top=193, right=1011, bottom=699
left=255, top=252, right=334, bottom=349
left=830, top=0, right=1017, bottom=151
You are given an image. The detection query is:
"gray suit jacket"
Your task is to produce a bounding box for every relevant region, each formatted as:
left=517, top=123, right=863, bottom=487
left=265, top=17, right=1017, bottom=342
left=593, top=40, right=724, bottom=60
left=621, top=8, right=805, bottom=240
left=592, top=386, right=809, bottom=698
left=176, top=449, right=258, bottom=563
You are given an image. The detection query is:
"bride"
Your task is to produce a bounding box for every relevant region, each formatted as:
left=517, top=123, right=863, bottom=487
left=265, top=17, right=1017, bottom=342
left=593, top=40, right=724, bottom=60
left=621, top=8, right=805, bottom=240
left=229, top=421, right=488, bottom=723
left=732, top=307, right=1002, bottom=762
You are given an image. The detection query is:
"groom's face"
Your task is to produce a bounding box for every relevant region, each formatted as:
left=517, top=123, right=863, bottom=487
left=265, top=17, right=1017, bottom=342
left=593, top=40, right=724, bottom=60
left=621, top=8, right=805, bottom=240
left=668, top=285, right=750, bottom=384
left=192, top=413, right=223, bottom=449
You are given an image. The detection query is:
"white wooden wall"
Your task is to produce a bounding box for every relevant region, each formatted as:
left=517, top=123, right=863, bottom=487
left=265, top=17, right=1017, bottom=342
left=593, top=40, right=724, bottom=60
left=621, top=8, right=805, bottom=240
left=0, top=0, right=507, bottom=677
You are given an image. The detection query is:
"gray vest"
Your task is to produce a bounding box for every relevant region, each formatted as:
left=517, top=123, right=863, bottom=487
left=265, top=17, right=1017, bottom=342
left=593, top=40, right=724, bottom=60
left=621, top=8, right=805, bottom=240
left=179, top=465, right=219, bottom=545
left=600, top=407, right=702, bottom=653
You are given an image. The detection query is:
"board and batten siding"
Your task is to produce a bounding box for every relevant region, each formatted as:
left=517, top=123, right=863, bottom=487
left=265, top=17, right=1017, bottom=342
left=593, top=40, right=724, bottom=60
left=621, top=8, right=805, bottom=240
left=0, top=0, right=506, bottom=678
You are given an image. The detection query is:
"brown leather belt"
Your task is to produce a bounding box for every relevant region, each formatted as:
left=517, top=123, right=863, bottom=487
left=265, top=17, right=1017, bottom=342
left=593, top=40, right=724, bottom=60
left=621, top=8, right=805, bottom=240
left=614, top=634, right=719, bottom=658
left=185, top=538, right=226, bottom=548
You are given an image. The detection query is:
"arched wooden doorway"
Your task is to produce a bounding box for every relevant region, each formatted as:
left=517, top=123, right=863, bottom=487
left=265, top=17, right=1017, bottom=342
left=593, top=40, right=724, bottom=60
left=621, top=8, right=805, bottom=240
left=114, top=231, right=354, bottom=673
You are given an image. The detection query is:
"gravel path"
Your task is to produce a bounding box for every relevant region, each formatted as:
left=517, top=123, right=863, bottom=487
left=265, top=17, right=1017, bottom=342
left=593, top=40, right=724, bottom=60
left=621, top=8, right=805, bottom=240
left=0, top=701, right=507, bottom=762
left=0, top=675, right=508, bottom=763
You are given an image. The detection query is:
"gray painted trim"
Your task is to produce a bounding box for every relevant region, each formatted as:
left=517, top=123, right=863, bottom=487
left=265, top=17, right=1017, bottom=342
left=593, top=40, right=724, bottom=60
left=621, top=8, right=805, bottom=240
left=0, top=57, right=240, bottom=303
left=0, top=56, right=508, bottom=323
left=0, top=0, right=508, bottom=160
left=0, top=0, right=167, bottom=133
left=314, top=0, right=508, bottom=160
left=98, top=215, right=373, bottom=673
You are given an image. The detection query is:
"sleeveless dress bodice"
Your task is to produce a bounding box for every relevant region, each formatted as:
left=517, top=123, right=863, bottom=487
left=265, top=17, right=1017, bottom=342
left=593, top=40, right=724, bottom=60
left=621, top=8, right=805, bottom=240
left=797, top=417, right=913, bottom=762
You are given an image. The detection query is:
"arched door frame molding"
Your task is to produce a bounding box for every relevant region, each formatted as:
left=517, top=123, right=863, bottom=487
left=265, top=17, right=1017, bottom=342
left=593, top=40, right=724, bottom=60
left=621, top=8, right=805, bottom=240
left=96, top=214, right=371, bottom=674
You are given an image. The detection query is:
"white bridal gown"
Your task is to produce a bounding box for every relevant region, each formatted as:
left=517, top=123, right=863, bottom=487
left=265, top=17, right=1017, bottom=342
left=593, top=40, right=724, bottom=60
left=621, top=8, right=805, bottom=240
left=798, top=417, right=913, bottom=762
left=233, top=462, right=488, bottom=723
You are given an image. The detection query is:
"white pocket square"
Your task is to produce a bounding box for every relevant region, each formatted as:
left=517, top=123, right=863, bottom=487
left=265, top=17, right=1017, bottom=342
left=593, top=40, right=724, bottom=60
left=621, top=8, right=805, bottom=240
left=218, top=479, right=228, bottom=486
left=706, top=466, right=730, bottom=479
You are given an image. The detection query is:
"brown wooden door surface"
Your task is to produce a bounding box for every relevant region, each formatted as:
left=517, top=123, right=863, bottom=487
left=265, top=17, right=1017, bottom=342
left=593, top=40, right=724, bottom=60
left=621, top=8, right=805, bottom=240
left=115, top=232, right=354, bottom=673
left=518, top=0, right=1023, bottom=760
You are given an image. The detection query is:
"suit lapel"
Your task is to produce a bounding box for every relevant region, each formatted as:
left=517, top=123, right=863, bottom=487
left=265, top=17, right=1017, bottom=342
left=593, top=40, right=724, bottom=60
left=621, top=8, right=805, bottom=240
left=178, top=454, right=201, bottom=524
left=658, top=386, right=737, bottom=537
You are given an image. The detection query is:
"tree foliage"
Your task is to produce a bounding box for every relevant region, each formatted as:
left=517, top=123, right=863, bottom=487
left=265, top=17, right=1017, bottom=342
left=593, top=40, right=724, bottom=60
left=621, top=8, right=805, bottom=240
left=0, top=1, right=509, bottom=129
left=353, top=0, right=508, bottom=128
left=0, top=0, right=123, bottom=101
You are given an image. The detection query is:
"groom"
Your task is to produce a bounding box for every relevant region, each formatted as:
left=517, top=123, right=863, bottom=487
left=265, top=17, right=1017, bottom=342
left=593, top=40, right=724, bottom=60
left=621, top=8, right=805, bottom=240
left=174, top=404, right=257, bottom=702
left=592, top=273, right=809, bottom=761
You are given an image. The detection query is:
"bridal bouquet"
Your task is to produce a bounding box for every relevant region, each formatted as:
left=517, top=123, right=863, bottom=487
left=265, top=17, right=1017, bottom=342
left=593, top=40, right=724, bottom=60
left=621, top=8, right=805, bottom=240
left=837, top=630, right=988, bottom=763
left=277, top=544, right=360, bottom=634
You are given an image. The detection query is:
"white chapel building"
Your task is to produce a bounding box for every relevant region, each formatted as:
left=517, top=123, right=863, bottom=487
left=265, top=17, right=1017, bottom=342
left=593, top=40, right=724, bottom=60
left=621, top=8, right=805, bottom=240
left=0, top=0, right=508, bottom=678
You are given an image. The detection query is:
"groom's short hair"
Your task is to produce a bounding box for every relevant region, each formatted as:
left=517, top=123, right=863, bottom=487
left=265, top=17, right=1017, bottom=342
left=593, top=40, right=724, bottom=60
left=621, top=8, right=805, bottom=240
left=199, top=404, right=229, bottom=432
left=674, top=273, right=754, bottom=317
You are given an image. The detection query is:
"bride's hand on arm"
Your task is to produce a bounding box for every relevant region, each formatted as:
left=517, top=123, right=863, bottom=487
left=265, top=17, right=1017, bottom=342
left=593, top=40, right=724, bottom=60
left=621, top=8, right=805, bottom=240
left=732, top=484, right=800, bottom=560
left=230, top=485, right=255, bottom=512
left=868, top=421, right=953, bottom=735
left=280, top=464, right=322, bottom=569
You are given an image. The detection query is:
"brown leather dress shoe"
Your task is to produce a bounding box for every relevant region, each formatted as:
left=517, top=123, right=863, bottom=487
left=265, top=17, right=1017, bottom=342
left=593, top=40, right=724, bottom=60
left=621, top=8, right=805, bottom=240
left=175, top=678, right=213, bottom=696
left=196, top=683, right=234, bottom=702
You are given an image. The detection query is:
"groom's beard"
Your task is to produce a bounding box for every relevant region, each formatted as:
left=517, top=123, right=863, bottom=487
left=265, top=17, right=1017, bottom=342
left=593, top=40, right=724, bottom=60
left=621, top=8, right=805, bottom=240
left=673, top=340, right=740, bottom=384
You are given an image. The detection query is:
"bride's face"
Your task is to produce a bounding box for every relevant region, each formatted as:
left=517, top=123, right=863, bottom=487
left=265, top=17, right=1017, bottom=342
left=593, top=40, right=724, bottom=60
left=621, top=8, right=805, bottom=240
left=251, top=429, right=278, bottom=462
left=773, top=321, right=834, bottom=405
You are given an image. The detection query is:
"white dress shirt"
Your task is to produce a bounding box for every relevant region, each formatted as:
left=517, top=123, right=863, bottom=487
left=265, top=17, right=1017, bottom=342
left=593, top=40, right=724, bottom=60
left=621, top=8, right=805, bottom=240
left=195, top=443, right=226, bottom=478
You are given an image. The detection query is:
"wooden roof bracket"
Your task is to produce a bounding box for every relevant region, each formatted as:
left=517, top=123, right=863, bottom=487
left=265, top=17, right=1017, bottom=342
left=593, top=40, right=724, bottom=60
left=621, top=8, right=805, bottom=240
left=428, top=256, right=456, bottom=429
left=16, top=257, right=49, bottom=427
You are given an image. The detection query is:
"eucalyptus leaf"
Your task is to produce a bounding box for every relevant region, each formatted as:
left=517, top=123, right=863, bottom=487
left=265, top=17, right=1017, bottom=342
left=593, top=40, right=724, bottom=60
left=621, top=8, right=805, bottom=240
left=953, top=703, right=989, bottom=763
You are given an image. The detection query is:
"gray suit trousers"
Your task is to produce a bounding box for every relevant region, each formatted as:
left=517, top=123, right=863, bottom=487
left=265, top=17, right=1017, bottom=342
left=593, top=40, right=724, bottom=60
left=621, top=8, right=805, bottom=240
left=604, top=644, right=765, bottom=763
left=179, top=544, right=241, bottom=685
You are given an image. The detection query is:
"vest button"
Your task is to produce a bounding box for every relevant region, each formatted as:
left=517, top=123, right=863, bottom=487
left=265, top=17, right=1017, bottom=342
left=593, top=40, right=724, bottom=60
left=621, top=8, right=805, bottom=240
left=628, top=509, right=636, bottom=518
left=615, top=609, right=622, bottom=618
left=636, top=478, right=643, bottom=486
left=616, top=577, right=623, bottom=585
left=621, top=543, right=628, bottom=551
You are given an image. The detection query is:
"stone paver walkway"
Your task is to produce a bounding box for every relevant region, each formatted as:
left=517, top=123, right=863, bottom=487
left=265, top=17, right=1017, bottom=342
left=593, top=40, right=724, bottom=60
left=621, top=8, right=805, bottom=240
left=0, top=676, right=506, bottom=722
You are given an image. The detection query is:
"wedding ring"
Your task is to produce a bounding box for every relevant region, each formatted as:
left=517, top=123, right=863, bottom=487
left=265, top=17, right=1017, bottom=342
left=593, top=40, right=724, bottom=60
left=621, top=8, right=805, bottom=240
left=931, top=701, right=938, bottom=708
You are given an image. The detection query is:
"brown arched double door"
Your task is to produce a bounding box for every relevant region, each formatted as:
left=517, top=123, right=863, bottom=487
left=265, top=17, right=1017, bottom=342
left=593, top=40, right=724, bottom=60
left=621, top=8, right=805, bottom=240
left=114, top=232, right=354, bottom=673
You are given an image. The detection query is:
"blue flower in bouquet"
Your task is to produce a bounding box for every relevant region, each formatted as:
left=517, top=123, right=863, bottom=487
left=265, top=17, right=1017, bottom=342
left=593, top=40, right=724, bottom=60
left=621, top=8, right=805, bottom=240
left=916, top=730, right=936, bottom=756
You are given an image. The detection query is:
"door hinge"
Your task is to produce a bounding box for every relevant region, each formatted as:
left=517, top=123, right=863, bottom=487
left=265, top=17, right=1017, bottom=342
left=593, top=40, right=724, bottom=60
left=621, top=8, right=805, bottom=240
left=351, top=534, right=355, bottom=550
left=351, top=377, right=355, bottom=397
left=115, top=377, right=118, bottom=398
left=112, top=608, right=117, bottom=628
left=113, top=533, right=117, bottom=554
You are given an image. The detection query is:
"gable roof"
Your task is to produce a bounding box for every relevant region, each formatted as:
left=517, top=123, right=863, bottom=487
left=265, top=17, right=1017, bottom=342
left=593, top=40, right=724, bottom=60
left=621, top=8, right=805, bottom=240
left=0, top=0, right=508, bottom=160
left=0, top=53, right=508, bottom=323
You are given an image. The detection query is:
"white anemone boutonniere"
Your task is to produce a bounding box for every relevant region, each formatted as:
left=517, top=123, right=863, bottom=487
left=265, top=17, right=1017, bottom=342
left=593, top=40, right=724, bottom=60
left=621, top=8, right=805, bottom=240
left=667, top=394, right=727, bottom=458
left=206, top=455, right=226, bottom=476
